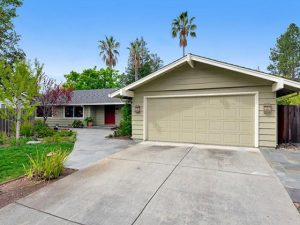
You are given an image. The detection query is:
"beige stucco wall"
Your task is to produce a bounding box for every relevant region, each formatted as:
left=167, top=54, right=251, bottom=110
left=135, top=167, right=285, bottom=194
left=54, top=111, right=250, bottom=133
left=131, top=62, right=277, bottom=148
left=37, top=105, right=122, bottom=127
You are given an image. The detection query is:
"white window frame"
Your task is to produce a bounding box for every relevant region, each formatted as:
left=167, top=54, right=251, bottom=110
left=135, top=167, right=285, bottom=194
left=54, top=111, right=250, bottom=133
left=35, top=106, right=53, bottom=118
left=143, top=92, right=259, bottom=148
left=63, top=105, right=84, bottom=119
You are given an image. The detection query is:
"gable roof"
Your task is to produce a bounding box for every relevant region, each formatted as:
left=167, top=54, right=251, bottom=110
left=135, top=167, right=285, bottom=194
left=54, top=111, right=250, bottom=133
left=110, top=53, right=300, bottom=98
left=65, top=89, right=124, bottom=105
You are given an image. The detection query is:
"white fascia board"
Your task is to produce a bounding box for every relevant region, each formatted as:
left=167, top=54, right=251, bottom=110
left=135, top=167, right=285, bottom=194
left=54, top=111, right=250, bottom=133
left=109, top=89, right=121, bottom=98
left=272, top=80, right=284, bottom=92
left=187, top=54, right=194, bottom=68
left=120, top=89, right=134, bottom=97
left=55, top=102, right=125, bottom=106
left=111, top=54, right=300, bottom=96
left=190, top=55, right=280, bottom=83
left=123, top=56, right=188, bottom=91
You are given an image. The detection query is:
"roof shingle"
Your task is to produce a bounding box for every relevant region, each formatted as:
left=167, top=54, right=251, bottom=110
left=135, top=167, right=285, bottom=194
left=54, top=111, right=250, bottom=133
left=65, top=89, right=123, bottom=105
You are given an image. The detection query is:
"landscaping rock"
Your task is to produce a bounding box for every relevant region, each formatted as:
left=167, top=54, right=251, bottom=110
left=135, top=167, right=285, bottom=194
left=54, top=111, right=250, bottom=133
left=26, top=141, right=41, bottom=145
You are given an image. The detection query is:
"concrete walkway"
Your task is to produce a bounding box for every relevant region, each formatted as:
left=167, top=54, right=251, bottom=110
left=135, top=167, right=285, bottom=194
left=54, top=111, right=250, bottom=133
left=0, top=143, right=299, bottom=225
left=64, top=128, right=135, bottom=169
left=261, top=148, right=300, bottom=203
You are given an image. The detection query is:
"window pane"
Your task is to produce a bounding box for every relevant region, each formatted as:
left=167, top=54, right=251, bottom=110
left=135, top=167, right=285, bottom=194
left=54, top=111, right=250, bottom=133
left=65, top=106, right=74, bottom=117
left=74, top=106, right=83, bottom=118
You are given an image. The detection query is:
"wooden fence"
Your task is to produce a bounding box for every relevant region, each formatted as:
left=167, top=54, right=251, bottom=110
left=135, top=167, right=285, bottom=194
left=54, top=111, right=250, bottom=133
left=0, top=108, right=35, bottom=135
left=278, top=105, right=300, bottom=143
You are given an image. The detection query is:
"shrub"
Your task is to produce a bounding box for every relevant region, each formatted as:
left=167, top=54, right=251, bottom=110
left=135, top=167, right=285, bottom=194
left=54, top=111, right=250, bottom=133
left=43, top=134, right=64, bottom=144
left=21, top=121, right=34, bottom=137
left=115, top=104, right=132, bottom=137
left=0, top=132, right=10, bottom=145
left=34, top=119, right=54, bottom=137
left=10, top=137, right=32, bottom=146
left=57, top=130, right=73, bottom=137
left=24, top=149, right=68, bottom=180
left=84, top=116, right=93, bottom=123
left=72, top=120, right=83, bottom=128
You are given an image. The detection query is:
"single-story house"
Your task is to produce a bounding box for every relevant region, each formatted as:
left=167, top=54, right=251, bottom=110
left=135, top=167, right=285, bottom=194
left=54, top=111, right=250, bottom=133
left=110, top=54, right=300, bottom=148
left=36, top=89, right=124, bottom=127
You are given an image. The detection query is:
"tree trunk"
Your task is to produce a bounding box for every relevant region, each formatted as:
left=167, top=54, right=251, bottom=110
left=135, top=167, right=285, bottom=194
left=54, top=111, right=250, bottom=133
left=16, top=98, right=21, bottom=140
left=183, top=46, right=185, bottom=57
left=135, top=66, right=138, bottom=81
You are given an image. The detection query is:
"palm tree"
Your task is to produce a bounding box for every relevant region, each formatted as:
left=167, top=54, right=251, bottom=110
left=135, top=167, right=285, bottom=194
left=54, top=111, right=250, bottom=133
left=128, top=38, right=144, bottom=81
left=171, top=11, right=197, bottom=56
left=98, top=36, right=120, bottom=68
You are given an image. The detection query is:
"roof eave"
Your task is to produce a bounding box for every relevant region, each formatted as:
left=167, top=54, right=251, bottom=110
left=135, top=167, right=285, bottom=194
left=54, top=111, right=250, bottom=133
left=110, top=53, right=300, bottom=98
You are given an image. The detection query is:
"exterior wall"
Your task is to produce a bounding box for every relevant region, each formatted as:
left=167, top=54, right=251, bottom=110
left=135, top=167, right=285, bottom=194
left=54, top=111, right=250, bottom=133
left=37, top=106, right=90, bottom=127
left=131, top=63, right=277, bottom=148
left=115, top=105, right=122, bottom=126
left=36, top=105, right=122, bottom=127
left=94, top=106, right=104, bottom=126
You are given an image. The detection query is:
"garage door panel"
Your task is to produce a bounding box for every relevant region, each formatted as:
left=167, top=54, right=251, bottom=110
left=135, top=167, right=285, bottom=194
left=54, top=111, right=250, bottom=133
left=239, top=109, right=254, bottom=120
left=209, top=121, right=223, bottom=130
left=223, top=121, right=238, bottom=131
left=147, top=95, right=255, bottom=147
left=223, top=134, right=239, bottom=145
left=195, top=120, right=209, bottom=130
left=224, top=109, right=238, bottom=118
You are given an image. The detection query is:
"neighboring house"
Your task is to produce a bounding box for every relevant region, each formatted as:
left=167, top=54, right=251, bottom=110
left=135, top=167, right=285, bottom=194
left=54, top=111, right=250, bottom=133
left=36, top=89, right=124, bottom=127
left=110, top=54, right=300, bottom=148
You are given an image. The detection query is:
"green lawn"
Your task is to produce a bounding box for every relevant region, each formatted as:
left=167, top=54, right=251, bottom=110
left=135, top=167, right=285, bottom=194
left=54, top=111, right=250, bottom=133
left=0, top=143, right=74, bottom=183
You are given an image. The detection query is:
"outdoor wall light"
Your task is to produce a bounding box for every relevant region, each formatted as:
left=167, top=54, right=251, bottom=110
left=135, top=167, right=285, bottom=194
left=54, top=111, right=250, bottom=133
left=263, top=104, right=272, bottom=115
left=135, top=105, right=141, bottom=114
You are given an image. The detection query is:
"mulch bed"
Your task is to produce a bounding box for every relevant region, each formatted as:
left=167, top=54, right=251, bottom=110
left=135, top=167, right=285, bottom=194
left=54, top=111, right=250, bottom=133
left=276, top=143, right=300, bottom=151
left=294, top=203, right=300, bottom=213
left=0, top=168, right=76, bottom=209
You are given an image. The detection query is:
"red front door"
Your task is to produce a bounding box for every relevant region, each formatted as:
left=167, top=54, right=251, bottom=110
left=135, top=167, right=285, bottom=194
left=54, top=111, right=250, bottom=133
left=105, top=105, right=115, bottom=125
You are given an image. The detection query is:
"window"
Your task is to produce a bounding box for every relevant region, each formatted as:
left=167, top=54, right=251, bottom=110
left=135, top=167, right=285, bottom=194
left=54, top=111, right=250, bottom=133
left=65, top=106, right=83, bottom=118
left=36, top=106, right=52, bottom=117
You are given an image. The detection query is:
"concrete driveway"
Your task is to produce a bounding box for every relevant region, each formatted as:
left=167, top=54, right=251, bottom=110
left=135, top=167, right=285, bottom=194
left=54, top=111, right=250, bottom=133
left=65, top=128, right=135, bottom=169
left=1, top=143, right=299, bottom=225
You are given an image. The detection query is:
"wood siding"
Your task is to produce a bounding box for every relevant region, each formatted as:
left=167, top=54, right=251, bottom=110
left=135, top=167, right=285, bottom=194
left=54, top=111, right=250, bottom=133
left=37, top=105, right=121, bottom=127
left=131, top=63, right=276, bottom=148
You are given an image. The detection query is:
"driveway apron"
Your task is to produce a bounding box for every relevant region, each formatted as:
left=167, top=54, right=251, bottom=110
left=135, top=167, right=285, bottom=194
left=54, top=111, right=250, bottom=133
left=0, top=143, right=299, bottom=225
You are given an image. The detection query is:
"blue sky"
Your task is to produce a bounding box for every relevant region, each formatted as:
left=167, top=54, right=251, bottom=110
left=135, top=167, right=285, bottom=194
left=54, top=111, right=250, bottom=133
left=15, top=0, right=300, bottom=82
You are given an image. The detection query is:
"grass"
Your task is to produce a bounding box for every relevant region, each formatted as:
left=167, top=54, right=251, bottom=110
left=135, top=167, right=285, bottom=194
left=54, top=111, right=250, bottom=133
left=0, top=143, right=74, bottom=184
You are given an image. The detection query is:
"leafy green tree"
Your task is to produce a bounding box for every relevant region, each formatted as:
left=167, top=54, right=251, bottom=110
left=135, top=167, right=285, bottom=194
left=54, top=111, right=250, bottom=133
left=64, top=67, right=123, bottom=90
left=268, top=23, right=300, bottom=81
left=124, top=38, right=163, bottom=85
left=98, top=36, right=120, bottom=68
left=0, top=60, right=43, bottom=139
left=0, top=0, right=25, bottom=63
left=172, top=11, right=197, bottom=56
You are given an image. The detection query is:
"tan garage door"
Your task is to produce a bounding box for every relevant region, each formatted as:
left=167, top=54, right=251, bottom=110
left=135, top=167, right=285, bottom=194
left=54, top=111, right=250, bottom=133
left=147, top=95, right=255, bottom=147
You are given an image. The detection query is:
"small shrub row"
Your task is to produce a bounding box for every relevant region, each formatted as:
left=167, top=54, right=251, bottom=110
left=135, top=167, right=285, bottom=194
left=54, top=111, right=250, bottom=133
left=72, top=120, right=83, bottom=128
left=33, top=120, right=55, bottom=138
left=24, top=149, right=68, bottom=180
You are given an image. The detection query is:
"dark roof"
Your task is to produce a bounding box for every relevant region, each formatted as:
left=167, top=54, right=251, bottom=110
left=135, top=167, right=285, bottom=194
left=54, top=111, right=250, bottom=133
left=66, top=89, right=123, bottom=105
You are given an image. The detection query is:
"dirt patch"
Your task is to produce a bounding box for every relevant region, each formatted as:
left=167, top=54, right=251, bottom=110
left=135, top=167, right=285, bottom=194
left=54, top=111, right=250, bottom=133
left=294, top=203, right=300, bottom=213
left=276, top=143, right=300, bottom=151
left=106, top=136, right=132, bottom=140
left=0, top=168, right=76, bottom=209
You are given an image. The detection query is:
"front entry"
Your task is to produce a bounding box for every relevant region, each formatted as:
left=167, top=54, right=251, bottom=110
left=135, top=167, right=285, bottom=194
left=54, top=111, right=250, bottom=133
left=105, top=105, right=115, bottom=125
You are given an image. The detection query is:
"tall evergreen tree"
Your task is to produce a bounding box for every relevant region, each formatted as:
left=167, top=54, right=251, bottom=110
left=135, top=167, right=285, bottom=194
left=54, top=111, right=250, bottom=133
left=124, top=38, right=163, bottom=85
left=268, top=23, right=300, bottom=81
